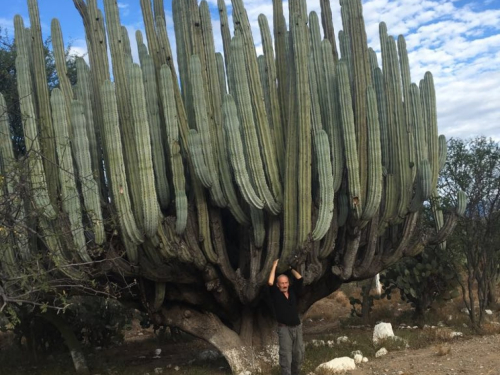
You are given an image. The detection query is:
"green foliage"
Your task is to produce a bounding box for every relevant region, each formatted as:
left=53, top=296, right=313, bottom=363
left=64, top=296, right=134, bottom=347
left=380, top=245, right=459, bottom=318
left=0, top=27, right=78, bottom=156
left=439, top=136, right=500, bottom=327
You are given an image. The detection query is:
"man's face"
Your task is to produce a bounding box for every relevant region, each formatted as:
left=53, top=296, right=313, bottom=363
left=277, top=275, right=289, bottom=293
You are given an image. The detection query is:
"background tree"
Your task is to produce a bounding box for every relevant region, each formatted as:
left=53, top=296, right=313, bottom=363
left=0, top=27, right=78, bottom=156
left=0, top=0, right=465, bottom=373
left=439, top=137, right=500, bottom=329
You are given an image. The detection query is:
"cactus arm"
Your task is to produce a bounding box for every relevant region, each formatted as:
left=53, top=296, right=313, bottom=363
left=232, top=0, right=283, bottom=207
left=15, top=55, right=57, bottom=220
left=311, top=130, right=335, bottom=241
left=70, top=100, right=105, bottom=245
left=319, top=0, right=339, bottom=61
left=361, top=86, right=383, bottom=221
left=438, top=135, right=447, bottom=173
left=189, top=55, right=227, bottom=207
left=75, top=58, right=103, bottom=194
left=188, top=129, right=213, bottom=189
left=222, top=94, right=265, bottom=210
left=51, top=89, right=92, bottom=263
left=159, top=65, right=188, bottom=234
left=321, top=40, right=344, bottom=192
left=129, top=63, right=162, bottom=238
left=0, top=93, right=29, bottom=261
left=100, top=80, right=144, bottom=258
left=290, top=5, right=312, bottom=245
left=258, top=14, right=285, bottom=176
left=27, top=0, right=59, bottom=204
left=229, top=33, right=281, bottom=215
left=51, top=19, right=75, bottom=126
left=250, top=208, right=265, bottom=248
left=140, top=54, right=171, bottom=209
left=337, top=60, right=362, bottom=220
left=217, top=0, right=232, bottom=72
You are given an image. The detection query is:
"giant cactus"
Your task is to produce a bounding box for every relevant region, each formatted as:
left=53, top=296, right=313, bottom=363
left=0, top=0, right=466, bottom=373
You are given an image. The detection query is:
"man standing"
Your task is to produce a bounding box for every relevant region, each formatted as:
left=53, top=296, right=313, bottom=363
left=268, top=258, right=304, bottom=375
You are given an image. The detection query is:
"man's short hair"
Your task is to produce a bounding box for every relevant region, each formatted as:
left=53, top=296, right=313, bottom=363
left=277, top=274, right=289, bottom=283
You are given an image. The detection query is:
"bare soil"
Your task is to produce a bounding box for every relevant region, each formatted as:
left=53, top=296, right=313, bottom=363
left=351, top=334, right=500, bottom=375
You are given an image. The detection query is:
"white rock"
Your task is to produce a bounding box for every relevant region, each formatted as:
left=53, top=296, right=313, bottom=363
left=336, top=336, right=349, bottom=344
left=154, top=368, right=163, bottom=374
left=311, top=339, right=325, bottom=347
left=373, top=322, right=394, bottom=344
left=174, top=366, right=180, bottom=371
left=327, top=340, right=335, bottom=347
left=450, top=331, right=463, bottom=338
left=237, top=371, right=251, bottom=375
left=315, top=357, right=356, bottom=373
left=354, top=354, right=363, bottom=364
left=375, top=348, right=388, bottom=358
left=362, top=357, right=368, bottom=363
left=154, top=349, right=162, bottom=356
left=351, top=350, right=363, bottom=357
left=461, top=307, right=470, bottom=315
left=485, top=309, right=493, bottom=315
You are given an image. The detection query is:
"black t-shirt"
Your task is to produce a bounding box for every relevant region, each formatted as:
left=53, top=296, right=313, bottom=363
left=267, top=277, right=303, bottom=326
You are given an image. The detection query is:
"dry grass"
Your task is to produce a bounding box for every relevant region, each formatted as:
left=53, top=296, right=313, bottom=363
left=435, top=344, right=452, bottom=356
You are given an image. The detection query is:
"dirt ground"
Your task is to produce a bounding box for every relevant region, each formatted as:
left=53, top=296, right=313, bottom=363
left=350, top=334, right=500, bottom=375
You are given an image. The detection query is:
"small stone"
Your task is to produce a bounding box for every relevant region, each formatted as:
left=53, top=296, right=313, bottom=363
left=354, top=354, right=363, bottom=364
left=336, top=336, right=349, bottom=344
left=155, top=349, right=162, bottom=356
left=485, top=309, right=493, bottom=315
left=153, top=368, right=163, bottom=374
left=362, top=357, right=368, bottom=363
left=375, top=348, right=388, bottom=358
left=174, top=366, right=180, bottom=371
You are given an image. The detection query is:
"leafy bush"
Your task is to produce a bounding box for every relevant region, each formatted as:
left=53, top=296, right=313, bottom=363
left=65, top=296, right=134, bottom=347
left=380, top=245, right=459, bottom=320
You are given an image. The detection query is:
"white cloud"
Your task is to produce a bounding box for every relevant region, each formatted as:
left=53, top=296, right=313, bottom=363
left=117, top=2, right=130, bottom=17
left=202, top=0, right=500, bottom=140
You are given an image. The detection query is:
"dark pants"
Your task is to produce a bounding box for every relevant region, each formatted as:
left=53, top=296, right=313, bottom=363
left=277, top=324, right=304, bottom=375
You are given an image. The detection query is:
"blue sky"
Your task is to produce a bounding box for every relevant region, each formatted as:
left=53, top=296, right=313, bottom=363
left=1, top=0, right=499, bottom=141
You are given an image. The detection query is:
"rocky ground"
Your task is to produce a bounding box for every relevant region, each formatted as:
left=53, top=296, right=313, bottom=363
left=351, top=334, right=500, bottom=375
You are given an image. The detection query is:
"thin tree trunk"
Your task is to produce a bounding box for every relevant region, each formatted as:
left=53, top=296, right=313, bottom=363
left=40, top=312, right=90, bottom=374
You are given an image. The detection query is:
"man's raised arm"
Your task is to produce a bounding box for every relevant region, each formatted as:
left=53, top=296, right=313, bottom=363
left=268, top=259, right=279, bottom=286
left=290, top=268, right=302, bottom=280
